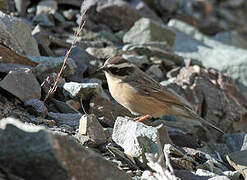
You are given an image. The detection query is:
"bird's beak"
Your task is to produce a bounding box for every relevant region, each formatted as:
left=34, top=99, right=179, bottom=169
left=96, top=65, right=108, bottom=72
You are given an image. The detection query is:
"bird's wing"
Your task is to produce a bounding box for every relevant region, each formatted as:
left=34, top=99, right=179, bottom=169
left=128, top=68, right=193, bottom=111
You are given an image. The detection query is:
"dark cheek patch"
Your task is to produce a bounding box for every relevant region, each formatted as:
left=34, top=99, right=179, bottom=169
left=108, top=67, right=134, bottom=76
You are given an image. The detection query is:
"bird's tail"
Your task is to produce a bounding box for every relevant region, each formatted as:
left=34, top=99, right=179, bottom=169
left=184, top=106, right=224, bottom=134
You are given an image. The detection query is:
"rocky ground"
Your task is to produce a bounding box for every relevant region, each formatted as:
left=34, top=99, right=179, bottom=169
left=1, top=0, right=247, bottom=179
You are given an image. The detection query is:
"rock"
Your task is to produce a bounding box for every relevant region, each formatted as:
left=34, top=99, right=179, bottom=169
left=86, top=46, right=118, bottom=59
left=36, top=0, right=57, bottom=15
left=107, top=146, right=139, bottom=170
left=80, top=0, right=161, bottom=31
left=0, top=118, right=131, bottom=180
left=168, top=19, right=247, bottom=99
left=49, top=99, right=80, bottom=113
left=33, top=12, right=54, bottom=27
left=40, top=72, right=66, bottom=95
left=63, top=82, right=102, bottom=101
left=223, top=133, right=247, bottom=152
left=0, top=63, right=32, bottom=74
left=0, top=70, right=41, bottom=102
left=0, top=11, right=40, bottom=56
left=226, top=150, right=247, bottom=179
left=32, top=25, right=55, bottom=57
left=76, top=114, right=106, bottom=147
left=121, top=54, right=149, bottom=67
left=166, top=65, right=247, bottom=136
left=145, top=64, right=163, bottom=81
left=156, top=124, right=173, bottom=147
left=174, top=169, right=208, bottom=180
left=48, top=112, right=82, bottom=128
left=0, top=45, right=38, bottom=67
left=223, top=171, right=241, bottom=180
left=99, top=30, right=121, bottom=44
left=30, top=56, right=76, bottom=81
left=89, top=96, right=134, bottom=127
left=0, top=0, right=8, bottom=13
left=66, top=46, right=91, bottom=83
left=24, top=99, right=48, bottom=118
left=167, top=127, right=200, bottom=148
left=56, top=0, right=82, bottom=7
left=123, top=18, right=175, bottom=47
left=63, top=9, right=78, bottom=20
left=112, top=116, right=163, bottom=166
left=195, top=169, right=229, bottom=179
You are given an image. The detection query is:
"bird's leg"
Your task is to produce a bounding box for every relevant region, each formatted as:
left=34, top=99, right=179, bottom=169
left=134, top=115, right=152, bottom=122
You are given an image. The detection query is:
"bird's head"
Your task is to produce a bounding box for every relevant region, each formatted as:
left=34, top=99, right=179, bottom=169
left=97, top=56, right=136, bottom=79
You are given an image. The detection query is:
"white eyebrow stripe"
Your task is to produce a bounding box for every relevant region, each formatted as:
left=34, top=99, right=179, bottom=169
left=107, top=63, right=134, bottom=68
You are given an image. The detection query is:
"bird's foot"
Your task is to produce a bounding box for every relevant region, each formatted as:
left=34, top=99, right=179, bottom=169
left=134, top=115, right=152, bottom=122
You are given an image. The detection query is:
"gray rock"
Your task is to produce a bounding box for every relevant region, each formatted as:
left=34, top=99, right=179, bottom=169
left=50, top=99, right=80, bottom=113
left=174, top=169, right=208, bottom=180
left=80, top=0, right=161, bottom=31
left=33, top=12, right=54, bottom=27
left=76, top=114, right=107, bottom=147
left=168, top=19, right=247, bottom=99
left=123, top=18, right=175, bottom=47
left=89, top=96, right=134, bottom=127
left=32, top=25, right=55, bottom=56
left=195, top=169, right=220, bottom=178
left=86, top=46, right=118, bottom=59
left=213, top=31, right=247, bottom=50
left=99, top=30, right=122, bottom=44
left=196, top=169, right=230, bottom=179
left=121, top=54, right=149, bottom=67
left=63, top=82, right=102, bottom=101
left=48, top=112, right=82, bottom=128
left=0, top=118, right=131, bottom=180
left=66, top=46, right=92, bottom=82
left=24, top=99, right=48, bottom=118
left=223, top=133, right=247, bottom=152
left=0, top=70, right=41, bottom=102
left=145, top=64, right=164, bottom=81
left=112, top=116, right=163, bottom=166
left=36, top=0, right=57, bottom=15
left=223, top=171, right=241, bottom=180
left=0, top=11, right=40, bottom=56
left=30, top=56, right=76, bottom=81
left=63, top=9, right=78, bottom=20
left=0, top=63, right=32, bottom=74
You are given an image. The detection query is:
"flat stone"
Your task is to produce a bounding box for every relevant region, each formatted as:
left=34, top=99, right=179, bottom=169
left=76, top=114, right=106, bottom=147
left=50, top=99, right=80, bottom=113
left=33, top=12, right=54, bottom=27
left=86, top=46, right=118, bottom=60
left=223, top=133, right=247, bottom=152
left=63, top=82, right=102, bottom=101
left=48, top=112, right=82, bottom=128
left=89, top=96, right=134, bottom=127
left=80, top=0, right=161, bottom=31
left=123, top=18, right=175, bottom=47
left=0, top=118, right=131, bottom=180
left=30, top=56, right=76, bottom=81
left=66, top=46, right=91, bottom=82
left=24, top=99, right=48, bottom=118
left=0, top=11, right=40, bottom=56
left=36, top=0, right=57, bottom=15
left=112, top=116, right=163, bottom=166
left=0, top=71, right=41, bottom=102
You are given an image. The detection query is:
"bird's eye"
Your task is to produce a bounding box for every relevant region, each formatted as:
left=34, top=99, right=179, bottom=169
left=108, top=67, right=134, bottom=76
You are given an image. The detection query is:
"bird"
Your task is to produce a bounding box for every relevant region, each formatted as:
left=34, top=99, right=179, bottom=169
left=97, top=56, right=224, bottom=134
